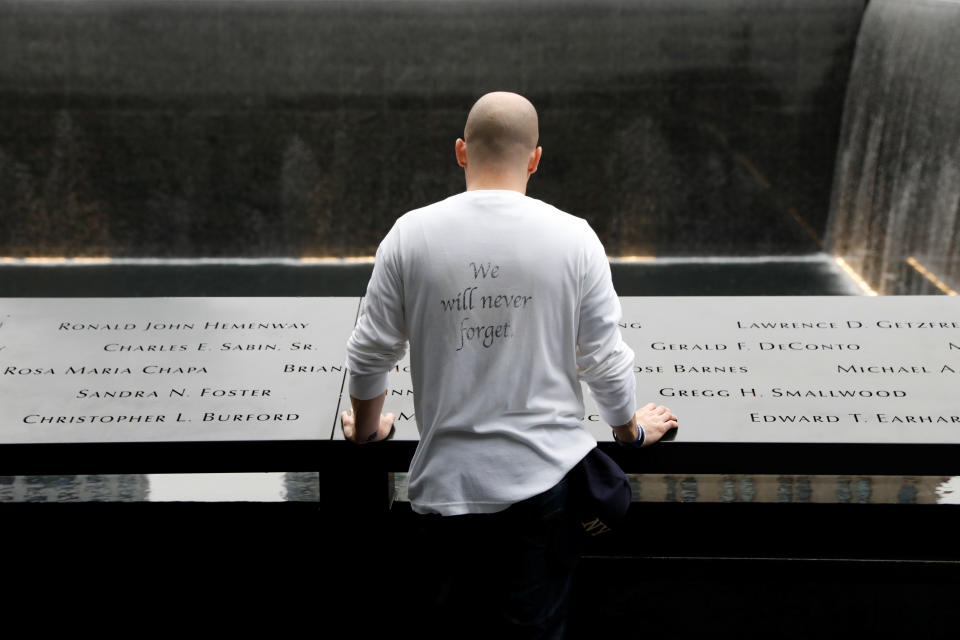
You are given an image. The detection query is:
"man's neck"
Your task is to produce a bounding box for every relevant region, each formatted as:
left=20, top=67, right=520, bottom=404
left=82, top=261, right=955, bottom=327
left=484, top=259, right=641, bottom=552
left=464, top=172, right=528, bottom=194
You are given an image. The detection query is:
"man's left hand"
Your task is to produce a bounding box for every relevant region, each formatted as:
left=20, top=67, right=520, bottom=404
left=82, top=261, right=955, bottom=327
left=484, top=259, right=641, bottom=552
left=341, top=409, right=395, bottom=444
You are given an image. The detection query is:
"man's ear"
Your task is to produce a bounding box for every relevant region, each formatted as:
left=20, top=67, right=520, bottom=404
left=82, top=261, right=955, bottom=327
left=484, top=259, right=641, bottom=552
left=527, top=146, right=543, bottom=176
left=455, top=138, right=468, bottom=167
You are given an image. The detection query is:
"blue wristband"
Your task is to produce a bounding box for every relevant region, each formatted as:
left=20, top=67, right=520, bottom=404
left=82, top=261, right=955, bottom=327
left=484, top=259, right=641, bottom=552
left=613, top=423, right=645, bottom=448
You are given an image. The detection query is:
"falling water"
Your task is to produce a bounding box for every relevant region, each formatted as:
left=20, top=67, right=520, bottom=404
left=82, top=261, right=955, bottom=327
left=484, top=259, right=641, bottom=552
left=825, top=0, right=960, bottom=295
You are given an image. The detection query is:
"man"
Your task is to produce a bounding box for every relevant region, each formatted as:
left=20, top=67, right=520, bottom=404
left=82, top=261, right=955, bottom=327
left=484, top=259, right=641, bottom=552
left=341, top=92, right=678, bottom=636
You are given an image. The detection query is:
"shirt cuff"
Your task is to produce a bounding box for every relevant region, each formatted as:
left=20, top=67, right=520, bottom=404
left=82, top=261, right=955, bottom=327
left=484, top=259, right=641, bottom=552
left=598, top=388, right=637, bottom=428
left=348, top=372, right=389, bottom=401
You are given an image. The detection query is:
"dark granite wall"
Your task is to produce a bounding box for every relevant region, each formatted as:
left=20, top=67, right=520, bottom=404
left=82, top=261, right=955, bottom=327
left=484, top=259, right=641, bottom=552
left=826, top=0, right=960, bottom=295
left=0, top=0, right=864, bottom=258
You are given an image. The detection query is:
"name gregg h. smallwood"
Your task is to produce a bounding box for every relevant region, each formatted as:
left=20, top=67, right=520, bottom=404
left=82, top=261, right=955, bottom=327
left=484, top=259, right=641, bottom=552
left=23, top=412, right=300, bottom=424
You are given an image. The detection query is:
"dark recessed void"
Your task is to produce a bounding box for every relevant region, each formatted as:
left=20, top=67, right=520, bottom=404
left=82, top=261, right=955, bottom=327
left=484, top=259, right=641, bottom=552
left=0, top=0, right=861, bottom=259
left=0, top=257, right=866, bottom=297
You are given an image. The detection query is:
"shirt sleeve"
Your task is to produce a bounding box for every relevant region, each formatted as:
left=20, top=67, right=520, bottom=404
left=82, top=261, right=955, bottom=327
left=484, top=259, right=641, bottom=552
left=345, top=221, right=409, bottom=400
left=575, top=221, right=637, bottom=427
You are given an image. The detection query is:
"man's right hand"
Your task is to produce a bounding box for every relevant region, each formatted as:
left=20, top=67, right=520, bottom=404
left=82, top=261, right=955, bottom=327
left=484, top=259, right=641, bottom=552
left=634, top=402, right=678, bottom=447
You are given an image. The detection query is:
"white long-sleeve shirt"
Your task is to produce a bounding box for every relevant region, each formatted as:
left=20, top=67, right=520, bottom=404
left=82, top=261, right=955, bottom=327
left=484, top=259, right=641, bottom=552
left=346, top=189, right=636, bottom=515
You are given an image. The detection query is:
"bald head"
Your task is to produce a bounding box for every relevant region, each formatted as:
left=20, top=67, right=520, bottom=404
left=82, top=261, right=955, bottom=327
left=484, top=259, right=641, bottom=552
left=463, top=92, right=539, bottom=170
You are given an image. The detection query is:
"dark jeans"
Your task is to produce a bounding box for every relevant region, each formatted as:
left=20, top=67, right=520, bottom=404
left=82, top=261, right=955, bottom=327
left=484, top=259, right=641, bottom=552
left=416, top=478, right=581, bottom=639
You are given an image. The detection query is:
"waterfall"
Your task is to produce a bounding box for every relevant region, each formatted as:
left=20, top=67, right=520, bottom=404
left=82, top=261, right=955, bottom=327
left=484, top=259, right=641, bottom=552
left=825, top=0, right=960, bottom=295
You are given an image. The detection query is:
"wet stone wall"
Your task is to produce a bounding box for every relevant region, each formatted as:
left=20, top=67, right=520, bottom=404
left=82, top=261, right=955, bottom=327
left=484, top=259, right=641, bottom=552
left=0, top=0, right=863, bottom=258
